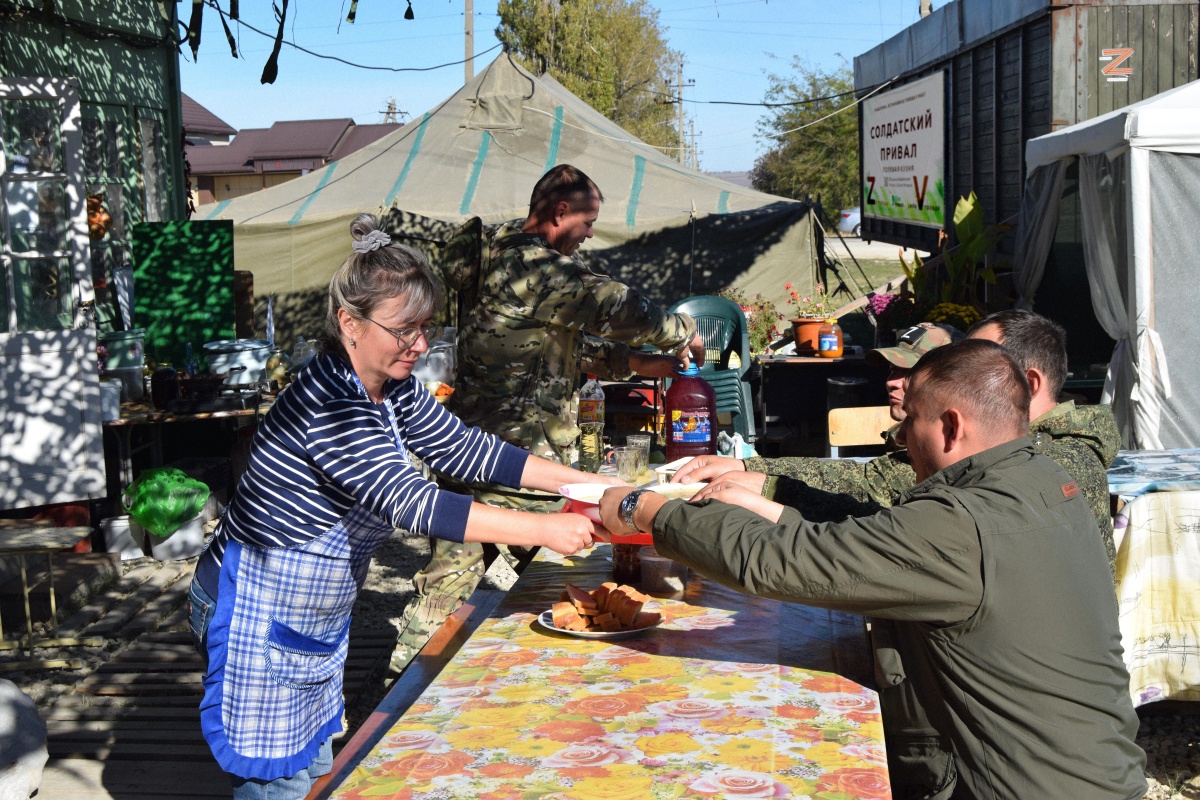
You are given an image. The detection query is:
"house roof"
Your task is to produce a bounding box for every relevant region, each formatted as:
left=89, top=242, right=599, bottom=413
left=331, top=123, right=403, bottom=161
left=181, top=93, right=237, bottom=137
left=249, top=119, right=355, bottom=161
left=186, top=128, right=267, bottom=175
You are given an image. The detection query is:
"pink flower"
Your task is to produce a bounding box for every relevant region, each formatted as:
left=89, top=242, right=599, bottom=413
left=543, top=743, right=632, bottom=768
left=689, top=770, right=789, bottom=797
left=647, top=698, right=728, bottom=719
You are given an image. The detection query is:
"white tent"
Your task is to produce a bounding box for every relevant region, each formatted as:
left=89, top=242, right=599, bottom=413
left=1013, top=79, right=1200, bottom=449
left=195, top=54, right=823, bottom=345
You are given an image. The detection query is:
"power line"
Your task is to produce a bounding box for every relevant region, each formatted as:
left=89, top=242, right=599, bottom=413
left=197, top=0, right=500, bottom=73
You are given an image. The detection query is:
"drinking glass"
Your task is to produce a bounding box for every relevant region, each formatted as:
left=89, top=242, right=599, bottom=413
left=613, top=446, right=641, bottom=482
left=626, top=434, right=651, bottom=478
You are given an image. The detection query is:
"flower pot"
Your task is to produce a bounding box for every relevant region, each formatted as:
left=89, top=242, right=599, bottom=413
left=791, top=318, right=824, bottom=355
left=148, top=512, right=206, bottom=560
left=100, top=515, right=147, bottom=560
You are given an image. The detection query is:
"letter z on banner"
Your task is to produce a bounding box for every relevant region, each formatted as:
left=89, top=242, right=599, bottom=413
left=861, top=70, right=945, bottom=229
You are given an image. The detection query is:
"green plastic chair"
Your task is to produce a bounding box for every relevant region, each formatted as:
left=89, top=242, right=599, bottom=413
left=668, top=296, right=756, bottom=442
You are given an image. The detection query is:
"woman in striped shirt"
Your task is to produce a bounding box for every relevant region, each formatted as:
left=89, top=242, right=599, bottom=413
left=188, top=214, right=615, bottom=798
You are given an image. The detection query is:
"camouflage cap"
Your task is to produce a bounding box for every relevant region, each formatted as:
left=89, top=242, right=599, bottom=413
left=867, top=322, right=963, bottom=369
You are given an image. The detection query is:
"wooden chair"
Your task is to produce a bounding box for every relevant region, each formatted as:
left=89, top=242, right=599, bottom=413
left=826, top=406, right=894, bottom=458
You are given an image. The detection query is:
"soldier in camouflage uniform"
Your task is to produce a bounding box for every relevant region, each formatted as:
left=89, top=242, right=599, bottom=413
left=390, top=165, right=703, bottom=675
left=680, top=311, right=1120, bottom=575
left=674, top=323, right=961, bottom=506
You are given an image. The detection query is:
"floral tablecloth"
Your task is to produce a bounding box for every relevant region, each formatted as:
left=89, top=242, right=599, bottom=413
left=330, top=546, right=889, bottom=799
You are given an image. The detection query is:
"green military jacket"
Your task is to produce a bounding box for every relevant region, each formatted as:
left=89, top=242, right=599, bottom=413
left=450, top=223, right=696, bottom=465
left=751, top=402, right=1120, bottom=571
left=652, top=439, right=1145, bottom=800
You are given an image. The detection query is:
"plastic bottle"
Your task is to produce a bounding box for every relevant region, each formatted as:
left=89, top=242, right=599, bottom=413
left=664, top=364, right=717, bottom=462
left=183, top=342, right=199, bottom=377
left=818, top=318, right=844, bottom=358
left=578, top=374, right=605, bottom=473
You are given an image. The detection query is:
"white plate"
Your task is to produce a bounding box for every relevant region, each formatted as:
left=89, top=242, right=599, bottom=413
left=537, top=609, right=662, bottom=640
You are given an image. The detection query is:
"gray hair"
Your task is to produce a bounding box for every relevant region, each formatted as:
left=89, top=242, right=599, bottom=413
left=321, top=213, right=444, bottom=356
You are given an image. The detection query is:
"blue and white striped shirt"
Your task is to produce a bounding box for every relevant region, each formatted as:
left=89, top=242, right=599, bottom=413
left=198, top=352, right=527, bottom=578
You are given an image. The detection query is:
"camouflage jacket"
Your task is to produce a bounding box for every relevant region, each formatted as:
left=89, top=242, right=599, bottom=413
left=450, top=223, right=696, bottom=465
left=751, top=402, right=1119, bottom=571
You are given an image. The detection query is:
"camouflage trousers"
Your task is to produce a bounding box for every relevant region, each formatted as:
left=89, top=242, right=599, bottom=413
left=388, top=488, right=565, bottom=678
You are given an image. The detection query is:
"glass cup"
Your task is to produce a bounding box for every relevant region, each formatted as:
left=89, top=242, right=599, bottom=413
left=613, top=445, right=642, bottom=483
left=626, top=434, right=651, bottom=479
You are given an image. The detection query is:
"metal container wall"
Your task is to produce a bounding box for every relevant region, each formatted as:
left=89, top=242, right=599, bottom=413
left=854, top=0, right=1199, bottom=252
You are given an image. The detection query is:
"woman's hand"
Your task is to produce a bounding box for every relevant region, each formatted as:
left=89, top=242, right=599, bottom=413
left=536, top=513, right=597, bottom=555
left=672, top=454, right=745, bottom=484
left=521, top=454, right=624, bottom=493
left=689, top=482, right=785, bottom=523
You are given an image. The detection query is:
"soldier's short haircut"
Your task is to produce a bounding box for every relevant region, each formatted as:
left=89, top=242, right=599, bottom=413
left=908, top=340, right=1030, bottom=437
left=967, top=309, right=1068, bottom=400
left=322, top=213, right=444, bottom=355
left=528, top=164, right=604, bottom=220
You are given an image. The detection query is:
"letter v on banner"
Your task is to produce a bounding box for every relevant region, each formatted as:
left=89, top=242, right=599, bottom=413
left=912, top=175, right=928, bottom=210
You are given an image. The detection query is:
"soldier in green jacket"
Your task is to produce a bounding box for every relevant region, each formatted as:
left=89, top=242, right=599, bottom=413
left=675, top=310, right=1119, bottom=573
left=390, top=165, right=704, bottom=675
left=601, top=340, right=1146, bottom=800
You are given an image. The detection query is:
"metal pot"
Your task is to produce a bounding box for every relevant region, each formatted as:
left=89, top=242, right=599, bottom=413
left=203, top=339, right=270, bottom=385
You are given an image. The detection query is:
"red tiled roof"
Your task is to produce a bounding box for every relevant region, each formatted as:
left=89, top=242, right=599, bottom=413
left=331, top=123, right=402, bottom=161
left=250, top=119, right=354, bottom=160
left=185, top=129, right=268, bottom=174
left=181, top=94, right=237, bottom=137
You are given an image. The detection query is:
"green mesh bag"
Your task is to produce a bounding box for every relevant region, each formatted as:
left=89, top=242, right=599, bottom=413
left=122, top=467, right=211, bottom=540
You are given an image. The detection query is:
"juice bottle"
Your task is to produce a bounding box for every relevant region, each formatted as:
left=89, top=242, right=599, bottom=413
left=578, top=375, right=605, bottom=472
left=818, top=318, right=843, bottom=358
left=663, top=364, right=717, bottom=462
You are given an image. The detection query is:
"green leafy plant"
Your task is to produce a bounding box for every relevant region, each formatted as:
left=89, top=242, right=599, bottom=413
left=926, top=302, right=981, bottom=332
left=715, top=287, right=783, bottom=354
left=899, top=192, right=1010, bottom=311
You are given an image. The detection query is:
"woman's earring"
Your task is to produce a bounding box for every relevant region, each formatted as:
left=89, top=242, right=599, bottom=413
left=349, top=338, right=357, bottom=349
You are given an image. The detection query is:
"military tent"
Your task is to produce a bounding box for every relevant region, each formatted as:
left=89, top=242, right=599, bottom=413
left=195, top=53, right=824, bottom=345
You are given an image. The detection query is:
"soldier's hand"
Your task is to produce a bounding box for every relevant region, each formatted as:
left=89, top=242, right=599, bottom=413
left=672, top=454, right=745, bottom=484
left=539, top=513, right=596, bottom=555
left=703, top=470, right=767, bottom=495
left=629, top=352, right=690, bottom=379
left=689, top=482, right=783, bottom=523
left=678, top=333, right=706, bottom=369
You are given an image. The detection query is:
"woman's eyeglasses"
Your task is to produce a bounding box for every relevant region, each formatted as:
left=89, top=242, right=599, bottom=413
left=365, top=318, right=443, bottom=350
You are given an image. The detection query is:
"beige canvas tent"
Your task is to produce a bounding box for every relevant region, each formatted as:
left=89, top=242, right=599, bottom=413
left=196, top=54, right=824, bottom=344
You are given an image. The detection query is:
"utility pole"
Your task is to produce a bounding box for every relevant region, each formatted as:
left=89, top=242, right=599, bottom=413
left=672, top=61, right=694, bottom=165
left=464, top=0, right=474, bottom=84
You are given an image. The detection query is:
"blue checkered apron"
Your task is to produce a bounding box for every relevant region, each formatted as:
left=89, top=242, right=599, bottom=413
left=199, top=503, right=395, bottom=780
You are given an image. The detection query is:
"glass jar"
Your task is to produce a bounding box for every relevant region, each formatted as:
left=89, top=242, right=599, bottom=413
left=818, top=318, right=843, bottom=358
left=612, top=543, right=642, bottom=585
left=150, top=364, right=179, bottom=410
left=265, top=348, right=293, bottom=392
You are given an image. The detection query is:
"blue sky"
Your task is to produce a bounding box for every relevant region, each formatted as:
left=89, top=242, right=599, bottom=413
left=180, top=1, right=928, bottom=173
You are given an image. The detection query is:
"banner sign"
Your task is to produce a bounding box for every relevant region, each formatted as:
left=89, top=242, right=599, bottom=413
left=861, top=71, right=945, bottom=229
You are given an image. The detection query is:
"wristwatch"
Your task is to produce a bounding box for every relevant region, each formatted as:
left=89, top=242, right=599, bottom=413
left=619, top=489, right=651, bottom=532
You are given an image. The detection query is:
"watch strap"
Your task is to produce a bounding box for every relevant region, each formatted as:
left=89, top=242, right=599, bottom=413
left=620, top=489, right=650, bottom=532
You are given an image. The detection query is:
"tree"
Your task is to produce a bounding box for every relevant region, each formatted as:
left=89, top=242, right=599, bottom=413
left=496, top=0, right=680, bottom=153
left=750, top=60, right=859, bottom=215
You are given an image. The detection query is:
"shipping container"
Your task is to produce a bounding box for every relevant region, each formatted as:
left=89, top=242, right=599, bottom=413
left=854, top=0, right=1198, bottom=253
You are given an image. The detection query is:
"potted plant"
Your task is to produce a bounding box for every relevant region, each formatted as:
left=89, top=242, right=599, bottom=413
left=715, top=287, right=783, bottom=355
left=785, top=282, right=832, bottom=354
left=122, top=467, right=211, bottom=561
